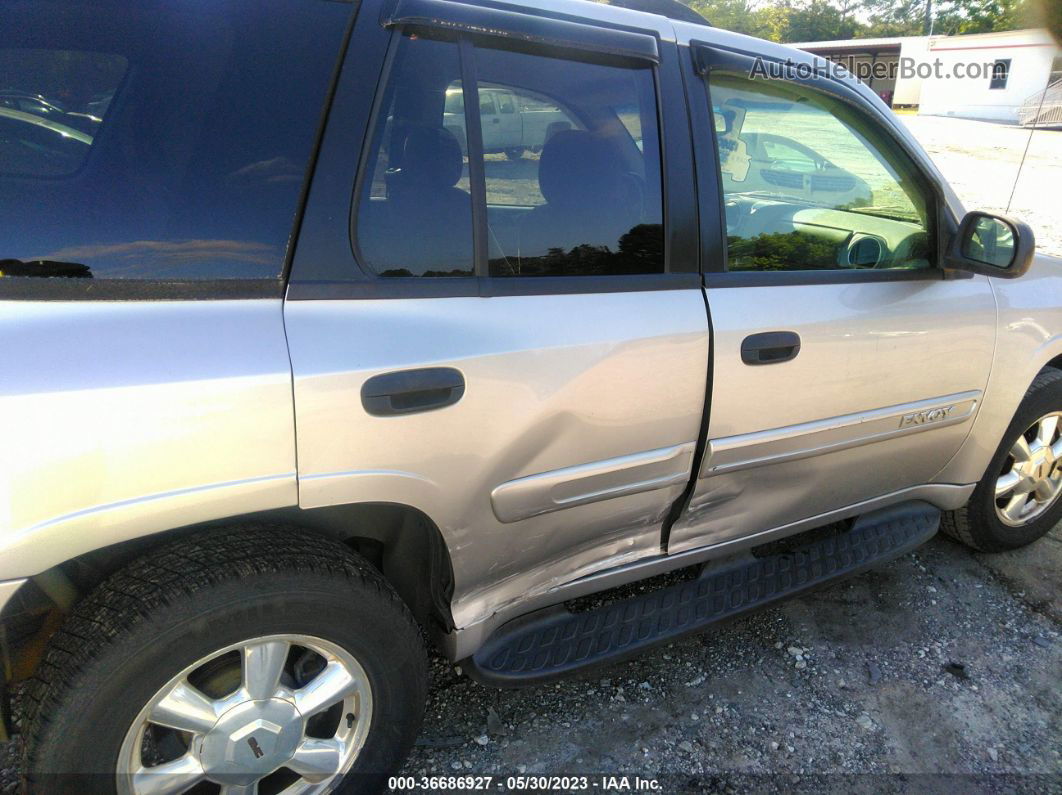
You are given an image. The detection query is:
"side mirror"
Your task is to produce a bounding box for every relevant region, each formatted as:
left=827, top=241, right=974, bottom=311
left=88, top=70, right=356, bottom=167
left=712, top=106, right=734, bottom=134
left=946, top=211, right=1035, bottom=279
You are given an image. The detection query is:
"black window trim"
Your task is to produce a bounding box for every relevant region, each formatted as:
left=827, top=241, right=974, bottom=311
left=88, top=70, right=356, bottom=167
left=459, top=36, right=489, bottom=277
left=689, top=41, right=957, bottom=288
left=382, top=0, right=660, bottom=64
left=287, top=271, right=702, bottom=300
left=319, top=15, right=687, bottom=300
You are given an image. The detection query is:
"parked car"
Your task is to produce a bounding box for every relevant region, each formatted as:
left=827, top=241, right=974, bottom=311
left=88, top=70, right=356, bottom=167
left=2, top=0, right=1059, bottom=791
left=443, top=85, right=573, bottom=159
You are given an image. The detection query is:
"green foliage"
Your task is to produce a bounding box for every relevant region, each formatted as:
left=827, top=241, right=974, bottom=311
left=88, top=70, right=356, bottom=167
left=727, top=231, right=839, bottom=270
left=681, top=0, right=1035, bottom=42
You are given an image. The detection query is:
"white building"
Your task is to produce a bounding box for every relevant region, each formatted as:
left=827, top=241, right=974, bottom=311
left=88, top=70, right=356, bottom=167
left=918, top=29, right=1060, bottom=123
left=790, top=35, right=934, bottom=107
left=793, top=29, right=1062, bottom=125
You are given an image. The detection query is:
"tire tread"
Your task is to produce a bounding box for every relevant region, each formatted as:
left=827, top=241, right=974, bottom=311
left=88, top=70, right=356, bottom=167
left=21, top=524, right=425, bottom=789
left=941, top=367, right=1062, bottom=551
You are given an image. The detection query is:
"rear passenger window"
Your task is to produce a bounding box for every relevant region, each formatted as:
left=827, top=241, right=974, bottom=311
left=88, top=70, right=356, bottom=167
left=353, top=32, right=664, bottom=279
left=1, top=0, right=347, bottom=282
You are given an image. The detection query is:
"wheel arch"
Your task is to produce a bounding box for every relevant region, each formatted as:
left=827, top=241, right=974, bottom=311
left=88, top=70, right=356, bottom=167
left=0, top=502, right=455, bottom=688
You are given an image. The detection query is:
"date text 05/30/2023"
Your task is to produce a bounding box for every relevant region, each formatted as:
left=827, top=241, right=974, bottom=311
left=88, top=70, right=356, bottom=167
left=388, top=775, right=663, bottom=791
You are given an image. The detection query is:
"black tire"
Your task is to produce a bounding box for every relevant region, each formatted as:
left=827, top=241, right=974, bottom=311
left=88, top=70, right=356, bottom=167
left=942, top=368, right=1062, bottom=552
left=504, top=147, right=524, bottom=161
left=22, top=525, right=428, bottom=794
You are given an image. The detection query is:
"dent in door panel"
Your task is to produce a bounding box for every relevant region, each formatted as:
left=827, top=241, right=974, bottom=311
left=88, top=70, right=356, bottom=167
left=285, top=291, right=709, bottom=628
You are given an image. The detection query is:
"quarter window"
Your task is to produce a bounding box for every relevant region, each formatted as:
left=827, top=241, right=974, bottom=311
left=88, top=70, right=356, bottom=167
left=1, top=0, right=347, bottom=281
left=708, top=73, right=934, bottom=272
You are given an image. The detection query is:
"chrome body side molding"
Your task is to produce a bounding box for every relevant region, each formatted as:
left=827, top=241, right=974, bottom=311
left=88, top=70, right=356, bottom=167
left=702, top=391, right=981, bottom=476
left=491, top=443, right=696, bottom=523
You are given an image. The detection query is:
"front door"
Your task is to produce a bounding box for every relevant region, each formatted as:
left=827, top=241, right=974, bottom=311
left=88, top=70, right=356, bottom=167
left=669, top=51, right=996, bottom=553
left=284, top=8, right=708, bottom=630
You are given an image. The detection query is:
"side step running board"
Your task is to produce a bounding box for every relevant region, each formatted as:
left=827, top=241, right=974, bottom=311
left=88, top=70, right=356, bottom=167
left=467, top=502, right=939, bottom=686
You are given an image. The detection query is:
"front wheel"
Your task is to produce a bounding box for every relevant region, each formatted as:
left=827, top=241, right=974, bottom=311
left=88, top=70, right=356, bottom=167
left=22, top=527, right=428, bottom=794
left=943, top=368, right=1062, bottom=551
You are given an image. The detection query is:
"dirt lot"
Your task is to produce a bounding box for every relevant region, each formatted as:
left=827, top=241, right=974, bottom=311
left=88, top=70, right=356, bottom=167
left=397, top=529, right=1061, bottom=792
left=900, top=114, right=1062, bottom=258
left=2, top=117, right=1060, bottom=793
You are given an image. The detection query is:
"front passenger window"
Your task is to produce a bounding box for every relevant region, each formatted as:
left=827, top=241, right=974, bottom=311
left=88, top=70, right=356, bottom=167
left=708, top=73, right=934, bottom=273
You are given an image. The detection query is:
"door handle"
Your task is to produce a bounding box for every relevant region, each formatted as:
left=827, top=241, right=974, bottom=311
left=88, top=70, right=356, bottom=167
left=361, top=367, right=465, bottom=416
left=740, top=331, right=801, bottom=365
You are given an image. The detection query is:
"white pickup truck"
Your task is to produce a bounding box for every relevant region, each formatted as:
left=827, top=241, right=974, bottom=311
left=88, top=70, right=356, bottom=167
left=444, top=84, right=573, bottom=158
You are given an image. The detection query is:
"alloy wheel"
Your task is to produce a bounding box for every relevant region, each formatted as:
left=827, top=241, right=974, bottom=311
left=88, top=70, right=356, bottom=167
left=117, top=634, right=372, bottom=795
left=994, top=411, right=1062, bottom=527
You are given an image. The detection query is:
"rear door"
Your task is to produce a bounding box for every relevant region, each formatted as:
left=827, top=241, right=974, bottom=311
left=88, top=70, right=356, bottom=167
left=668, top=43, right=996, bottom=553
left=283, top=0, right=708, bottom=629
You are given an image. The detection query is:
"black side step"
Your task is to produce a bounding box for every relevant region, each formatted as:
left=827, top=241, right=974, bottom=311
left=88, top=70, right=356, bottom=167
left=467, top=502, right=939, bottom=686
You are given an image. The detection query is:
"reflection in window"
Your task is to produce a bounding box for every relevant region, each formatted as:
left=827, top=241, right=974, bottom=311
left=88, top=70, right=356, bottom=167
left=0, top=49, right=126, bottom=177
left=708, top=73, right=933, bottom=272
left=470, top=46, right=664, bottom=277
left=2, top=0, right=347, bottom=280
left=355, top=36, right=664, bottom=279
left=356, top=34, right=474, bottom=278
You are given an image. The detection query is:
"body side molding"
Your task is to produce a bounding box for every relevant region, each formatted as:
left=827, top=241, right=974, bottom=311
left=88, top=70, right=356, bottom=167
left=702, top=391, right=981, bottom=477
left=490, top=443, right=696, bottom=523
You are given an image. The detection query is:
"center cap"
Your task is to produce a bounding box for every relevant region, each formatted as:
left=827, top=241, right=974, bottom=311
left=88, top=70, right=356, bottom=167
left=1025, top=448, right=1053, bottom=483
left=198, top=698, right=303, bottom=784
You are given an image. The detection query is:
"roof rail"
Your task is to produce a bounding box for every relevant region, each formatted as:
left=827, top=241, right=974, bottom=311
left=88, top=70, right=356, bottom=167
left=601, top=0, right=710, bottom=26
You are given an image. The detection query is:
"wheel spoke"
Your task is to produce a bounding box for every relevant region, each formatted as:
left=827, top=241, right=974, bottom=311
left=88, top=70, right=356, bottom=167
left=1010, top=435, right=1033, bottom=462
left=1036, top=414, right=1059, bottom=447
left=148, top=680, right=219, bottom=735
left=293, top=661, right=357, bottom=717
left=1001, top=492, right=1029, bottom=522
left=1051, top=438, right=1062, bottom=460
left=131, top=754, right=206, bottom=795
left=1035, top=475, right=1061, bottom=502
left=288, top=738, right=344, bottom=783
left=995, top=470, right=1021, bottom=498
left=242, top=639, right=289, bottom=701
left=219, top=784, right=258, bottom=795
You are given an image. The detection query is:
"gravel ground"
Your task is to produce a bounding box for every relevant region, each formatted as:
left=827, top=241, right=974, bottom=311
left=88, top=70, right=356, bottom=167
left=2, top=117, right=1060, bottom=793
left=398, top=528, right=1061, bottom=792
left=899, top=114, right=1062, bottom=258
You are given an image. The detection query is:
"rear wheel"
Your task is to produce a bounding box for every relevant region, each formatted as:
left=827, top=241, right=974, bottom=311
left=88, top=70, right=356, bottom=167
left=943, top=368, right=1062, bottom=551
left=22, top=526, right=428, bottom=794
left=504, top=147, right=525, bottom=161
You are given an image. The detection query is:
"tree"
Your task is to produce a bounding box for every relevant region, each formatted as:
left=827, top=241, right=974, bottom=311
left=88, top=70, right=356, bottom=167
left=678, top=0, right=1034, bottom=41
left=858, top=0, right=1033, bottom=35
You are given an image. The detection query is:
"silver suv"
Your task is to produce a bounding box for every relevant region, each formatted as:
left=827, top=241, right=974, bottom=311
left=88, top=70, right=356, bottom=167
left=2, top=0, right=1059, bottom=791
